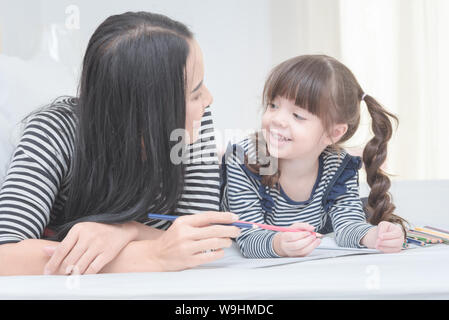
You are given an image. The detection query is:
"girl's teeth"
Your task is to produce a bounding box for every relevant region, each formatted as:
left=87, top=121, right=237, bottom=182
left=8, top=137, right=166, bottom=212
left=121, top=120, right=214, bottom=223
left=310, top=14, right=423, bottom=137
left=271, top=132, right=290, bottom=141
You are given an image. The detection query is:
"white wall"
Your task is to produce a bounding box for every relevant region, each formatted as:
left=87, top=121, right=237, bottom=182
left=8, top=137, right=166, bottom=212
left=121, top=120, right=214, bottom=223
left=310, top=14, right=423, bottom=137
left=1, top=0, right=448, bottom=180
left=0, top=0, right=273, bottom=153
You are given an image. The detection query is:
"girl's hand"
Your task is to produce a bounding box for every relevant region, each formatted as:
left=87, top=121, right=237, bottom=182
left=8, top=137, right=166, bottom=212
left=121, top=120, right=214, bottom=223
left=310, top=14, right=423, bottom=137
left=273, top=222, right=321, bottom=257
left=151, top=212, right=241, bottom=271
left=375, top=221, right=404, bottom=253
left=361, top=221, right=404, bottom=253
left=42, top=221, right=138, bottom=275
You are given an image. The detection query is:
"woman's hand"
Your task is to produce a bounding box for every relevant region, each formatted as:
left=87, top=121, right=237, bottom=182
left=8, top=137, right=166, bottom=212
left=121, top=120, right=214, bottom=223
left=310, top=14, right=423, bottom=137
left=361, top=221, right=404, bottom=253
left=273, top=222, right=321, bottom=257
left=42, top=221, right=138, bottom=275
left=151, top=212, right=241, bottom=271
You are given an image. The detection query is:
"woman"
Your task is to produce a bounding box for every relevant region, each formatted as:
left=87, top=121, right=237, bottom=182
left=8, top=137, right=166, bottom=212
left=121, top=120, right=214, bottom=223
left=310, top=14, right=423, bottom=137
left=0, top=12, right=240, bottom=275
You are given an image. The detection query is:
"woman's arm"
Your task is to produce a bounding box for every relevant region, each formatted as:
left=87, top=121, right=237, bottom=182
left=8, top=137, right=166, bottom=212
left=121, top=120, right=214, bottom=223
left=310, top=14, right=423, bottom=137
left=0, top=223, right=171, bottom=275
left=0, top=110, right=69, bottom=246
left=0, top=212, right=241, bottom=275
left=0, top=238, right=160, bottom=275
left=41, top=221, right=164, bottom=275
left=128, top=221, right=164, bottom=241
left=0, top=239, right=59, bottom=275
left=98, top=240, right=163, bottom=273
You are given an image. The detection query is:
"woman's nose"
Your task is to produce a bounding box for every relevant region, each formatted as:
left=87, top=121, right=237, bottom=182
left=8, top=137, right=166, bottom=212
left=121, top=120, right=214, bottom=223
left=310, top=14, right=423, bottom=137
left=203, top=86, right=213, bottom=107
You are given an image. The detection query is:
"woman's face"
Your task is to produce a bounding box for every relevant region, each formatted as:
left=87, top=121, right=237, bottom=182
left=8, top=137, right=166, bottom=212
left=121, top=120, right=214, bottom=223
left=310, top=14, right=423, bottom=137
left=185, top=39, right=213, bottom=143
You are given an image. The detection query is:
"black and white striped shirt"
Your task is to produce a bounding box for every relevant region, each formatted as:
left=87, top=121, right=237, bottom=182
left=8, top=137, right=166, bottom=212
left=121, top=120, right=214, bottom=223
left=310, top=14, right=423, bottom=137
left=221, top=139, right=375, bottom=258
left=0, top=97, right=220, bottom=245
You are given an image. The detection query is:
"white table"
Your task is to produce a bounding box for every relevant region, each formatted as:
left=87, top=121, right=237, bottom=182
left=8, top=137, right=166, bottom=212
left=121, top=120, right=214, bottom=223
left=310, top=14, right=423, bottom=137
left=1, top=180, right=448, bottom=300
left=0, top=243, right=448, bottom=299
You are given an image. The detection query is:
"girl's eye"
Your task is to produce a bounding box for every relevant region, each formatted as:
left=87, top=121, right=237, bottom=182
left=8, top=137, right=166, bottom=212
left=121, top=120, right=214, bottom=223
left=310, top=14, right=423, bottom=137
left=293, top=113, right=305, bottom=120
left=269, top=103, right=278, bottom=109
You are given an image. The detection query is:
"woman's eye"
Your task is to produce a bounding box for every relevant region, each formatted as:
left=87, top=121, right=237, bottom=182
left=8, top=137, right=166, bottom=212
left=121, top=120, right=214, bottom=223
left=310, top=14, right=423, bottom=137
left=269, top=103, right=278, bottom=109
left=193, top=94, right=202, bottom=101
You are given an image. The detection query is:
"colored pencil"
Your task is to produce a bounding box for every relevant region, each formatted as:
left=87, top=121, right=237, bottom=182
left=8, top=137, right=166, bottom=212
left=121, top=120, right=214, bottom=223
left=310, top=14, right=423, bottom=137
left=408, top=231, right=444, bottom=244
left=147, top=213, right=322, bottom=237
left=406, top=237, right=425, bottom=246
left=409, top=231, right=449, bottom=244
left=423, top=226, right=449, bottom=236
left=408, top=229, right=444, bottom=240
left=406, top=235, right=433, bottom=244
left=406, top=231, right=442, bottom=244
left=236, top=220, right=322, bottom=237
left=414, top=227, right=449, bottom=241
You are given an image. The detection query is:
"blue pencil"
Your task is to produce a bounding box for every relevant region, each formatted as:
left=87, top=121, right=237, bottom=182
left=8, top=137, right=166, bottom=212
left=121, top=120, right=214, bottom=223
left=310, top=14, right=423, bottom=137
left=406, top=237, right=425, bottom=246
left=147, top=213, right=254, bottom=229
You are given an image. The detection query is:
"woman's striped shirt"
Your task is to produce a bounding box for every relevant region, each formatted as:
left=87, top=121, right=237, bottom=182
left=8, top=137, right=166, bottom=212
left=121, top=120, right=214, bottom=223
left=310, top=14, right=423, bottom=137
left=0, top=97, right=220, bottom=245
left=220, top=138, right=375, bottom=258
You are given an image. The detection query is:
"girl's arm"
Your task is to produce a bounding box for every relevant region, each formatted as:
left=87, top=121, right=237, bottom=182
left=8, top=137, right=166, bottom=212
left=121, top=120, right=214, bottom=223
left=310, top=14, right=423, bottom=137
left=360, top=220, right=404, bottom=253
left=222, top=144, right=281, bottom=259
left=327, top=171, right=376, bottom=248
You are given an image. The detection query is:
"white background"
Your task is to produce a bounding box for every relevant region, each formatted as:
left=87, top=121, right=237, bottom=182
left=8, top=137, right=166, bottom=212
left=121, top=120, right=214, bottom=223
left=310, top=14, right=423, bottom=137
left=1, top=0, right=448, bottom=180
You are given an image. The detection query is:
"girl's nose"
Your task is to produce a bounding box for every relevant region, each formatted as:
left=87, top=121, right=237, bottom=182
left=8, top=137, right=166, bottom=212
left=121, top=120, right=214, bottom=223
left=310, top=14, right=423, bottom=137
left=272, top=113, right=288, bottom=128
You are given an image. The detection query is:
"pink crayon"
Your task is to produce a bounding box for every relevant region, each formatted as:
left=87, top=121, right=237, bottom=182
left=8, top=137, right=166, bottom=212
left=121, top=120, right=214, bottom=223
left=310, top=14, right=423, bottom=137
left=236, top=220, right=322, bottom=237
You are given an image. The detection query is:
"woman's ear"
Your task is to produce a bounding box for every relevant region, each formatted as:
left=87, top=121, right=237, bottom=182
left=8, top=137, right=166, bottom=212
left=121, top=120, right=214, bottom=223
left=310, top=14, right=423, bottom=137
left=324, top=123, right=348, bottom=145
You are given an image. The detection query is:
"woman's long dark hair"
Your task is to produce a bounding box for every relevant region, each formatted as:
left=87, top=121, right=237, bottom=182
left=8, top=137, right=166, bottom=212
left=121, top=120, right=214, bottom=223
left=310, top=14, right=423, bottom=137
left=48, top=12, right=193, bottom=240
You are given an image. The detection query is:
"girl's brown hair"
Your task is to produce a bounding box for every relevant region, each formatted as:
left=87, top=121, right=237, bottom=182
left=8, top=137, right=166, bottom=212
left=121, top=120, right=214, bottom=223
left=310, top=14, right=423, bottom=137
left=245, top=54, right=408, bottom=233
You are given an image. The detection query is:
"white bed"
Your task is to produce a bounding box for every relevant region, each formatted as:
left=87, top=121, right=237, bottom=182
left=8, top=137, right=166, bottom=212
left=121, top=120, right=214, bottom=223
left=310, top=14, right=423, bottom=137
left=0, top=180, right=448, bottom=300
left=1, top=240, right=448, bottom=300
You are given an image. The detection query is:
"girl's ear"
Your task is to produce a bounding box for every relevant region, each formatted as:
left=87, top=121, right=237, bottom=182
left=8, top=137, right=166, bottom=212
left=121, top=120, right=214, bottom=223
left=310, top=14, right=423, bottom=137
left=324, top=123, right=348, bottom=145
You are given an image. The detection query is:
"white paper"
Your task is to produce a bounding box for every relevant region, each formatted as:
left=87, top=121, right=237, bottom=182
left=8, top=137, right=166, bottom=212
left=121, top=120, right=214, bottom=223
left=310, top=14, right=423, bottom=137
left=197, top=236, right=383, bottom=269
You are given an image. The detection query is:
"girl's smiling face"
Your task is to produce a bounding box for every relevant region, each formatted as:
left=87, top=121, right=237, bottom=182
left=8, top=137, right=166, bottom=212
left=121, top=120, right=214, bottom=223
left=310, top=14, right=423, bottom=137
left=261, top=96, right=332, bottom=160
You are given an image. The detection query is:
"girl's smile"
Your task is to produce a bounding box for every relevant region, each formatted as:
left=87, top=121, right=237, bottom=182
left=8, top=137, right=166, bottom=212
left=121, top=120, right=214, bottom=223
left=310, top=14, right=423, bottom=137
left=266, top=128, right=292, bottom=152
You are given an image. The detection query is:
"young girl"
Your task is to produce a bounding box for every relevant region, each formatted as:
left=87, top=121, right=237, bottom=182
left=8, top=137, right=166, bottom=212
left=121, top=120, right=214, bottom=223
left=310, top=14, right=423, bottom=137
left=0, top=12, right=240, bottom=275
left=221, top=55, right=407, bottom=258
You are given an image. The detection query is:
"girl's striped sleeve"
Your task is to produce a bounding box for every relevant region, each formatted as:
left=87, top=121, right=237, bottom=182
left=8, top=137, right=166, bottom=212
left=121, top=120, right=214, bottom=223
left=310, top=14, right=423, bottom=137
left=327, top=171, right=375, bottom=248
left=222, top=146, right=281, bottom=258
